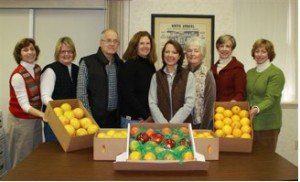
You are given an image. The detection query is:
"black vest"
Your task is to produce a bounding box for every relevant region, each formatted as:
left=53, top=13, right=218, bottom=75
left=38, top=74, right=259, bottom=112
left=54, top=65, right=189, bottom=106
left=81, top=48, right=123, bottom=118
left=42, top=61, right=79, bottom=100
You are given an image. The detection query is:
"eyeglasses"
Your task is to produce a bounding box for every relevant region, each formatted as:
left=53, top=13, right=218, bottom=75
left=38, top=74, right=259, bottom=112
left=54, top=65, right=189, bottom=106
left=60, top=50, right=73, bottom=55
left=101, top=39, right=119, bottom=45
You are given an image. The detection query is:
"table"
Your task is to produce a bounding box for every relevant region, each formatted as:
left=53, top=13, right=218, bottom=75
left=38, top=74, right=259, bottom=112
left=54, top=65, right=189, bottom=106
left=3, top=142, right=298, bottom=180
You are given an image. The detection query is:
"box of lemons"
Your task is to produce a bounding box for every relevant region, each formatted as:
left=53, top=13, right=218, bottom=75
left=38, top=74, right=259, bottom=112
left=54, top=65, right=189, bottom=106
left=45, top=99, right=100, bottom=152
left=213, top=101, right=253, bottom=153
left=94, top=128, right=128, bottom=161
left=193, top=129, right=219, bottom=160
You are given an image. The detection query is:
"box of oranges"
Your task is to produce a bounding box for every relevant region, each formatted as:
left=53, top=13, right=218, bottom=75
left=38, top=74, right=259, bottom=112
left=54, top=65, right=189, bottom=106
left=213, top=102, right=253, bottom=153
left=193, top=130, right=219, bottom=160
left=113, top=123, right=209, bottom=171
left=93, top=128, right=127, bottom=160
left=45, top=99, right=100, bottom=152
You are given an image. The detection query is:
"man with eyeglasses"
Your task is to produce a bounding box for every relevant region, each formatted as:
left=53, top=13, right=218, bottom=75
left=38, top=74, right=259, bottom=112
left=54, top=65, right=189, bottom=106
left=77, top=29, right=123, bottom=128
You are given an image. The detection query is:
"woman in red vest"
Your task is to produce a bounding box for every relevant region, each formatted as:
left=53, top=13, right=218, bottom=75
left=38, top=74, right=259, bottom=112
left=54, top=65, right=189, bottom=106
left=8, top=38, right=45, bottom=169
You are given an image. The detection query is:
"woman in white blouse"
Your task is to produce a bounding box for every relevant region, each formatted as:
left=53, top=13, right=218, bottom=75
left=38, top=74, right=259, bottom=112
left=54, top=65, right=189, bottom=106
left=8, top=38, right=45, bottom=169
left=40, top=37, right=78, bottom=142
left=148, top=39, right=195, bottom=125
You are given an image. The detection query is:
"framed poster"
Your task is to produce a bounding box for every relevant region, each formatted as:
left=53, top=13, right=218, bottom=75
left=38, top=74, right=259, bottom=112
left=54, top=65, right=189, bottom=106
left=151, top=14, right=214, bottom=69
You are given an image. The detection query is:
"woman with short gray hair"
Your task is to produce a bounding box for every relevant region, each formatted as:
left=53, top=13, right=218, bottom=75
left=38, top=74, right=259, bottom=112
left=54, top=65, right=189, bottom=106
left=186, top=37, right=216, bottom=129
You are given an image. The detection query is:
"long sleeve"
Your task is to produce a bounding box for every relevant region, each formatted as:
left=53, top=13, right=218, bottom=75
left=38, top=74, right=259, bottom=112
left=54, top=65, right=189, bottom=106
left=201, top=71, right=216, bottom=128
left=120, top=62, right=149, bottom=119
left=76, top=61, right=91, bottom=113
left=148, top=74, right=168, bottom=123
left=257, top=70, right=285, bottom=112
left=170, top=72, right=196, bottom=123
left=11, top=73, right=31, bottom=113
left=233, top=67, right=247, bottom=101
left=40, top=67, right=55, bottom=105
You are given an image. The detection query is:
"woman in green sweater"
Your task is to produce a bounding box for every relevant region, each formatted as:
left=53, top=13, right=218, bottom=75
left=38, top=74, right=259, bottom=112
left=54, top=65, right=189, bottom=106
left=246, top=39, right=285, bottom=152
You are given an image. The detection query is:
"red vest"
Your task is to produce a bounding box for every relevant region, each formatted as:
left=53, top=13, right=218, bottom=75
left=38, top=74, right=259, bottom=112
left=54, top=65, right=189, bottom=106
left=9, top=64, right=42, bottom=119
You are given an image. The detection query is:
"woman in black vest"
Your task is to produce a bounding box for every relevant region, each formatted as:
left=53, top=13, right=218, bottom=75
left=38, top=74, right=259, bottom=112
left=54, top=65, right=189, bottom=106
left=148, top=40, right=195, bottom=125
left=40, top=37, right=79, bottom=142
left=120, top=31, right=157, bottom=128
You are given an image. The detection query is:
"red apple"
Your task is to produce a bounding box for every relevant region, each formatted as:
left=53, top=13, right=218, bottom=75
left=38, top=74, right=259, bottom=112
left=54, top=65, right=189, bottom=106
left=150, top=133, right=164, bottom=144
left=164, top=138, right=176, bottom=149
left=136, top=132, right=150, bottom=143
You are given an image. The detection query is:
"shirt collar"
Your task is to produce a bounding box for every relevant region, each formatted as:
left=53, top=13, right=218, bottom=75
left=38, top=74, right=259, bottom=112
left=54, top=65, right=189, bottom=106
left=256, top=60, right=271, bottom=72
left=20, top=60, right=35, bottom=70
left=163, top=64, right=178, bottom=76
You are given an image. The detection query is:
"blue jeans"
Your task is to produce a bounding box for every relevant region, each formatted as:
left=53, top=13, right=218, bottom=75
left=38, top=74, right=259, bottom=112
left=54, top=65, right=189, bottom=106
left=120, top=117, right=139, bottom=128
left=44, top=122, right=57, bottom=142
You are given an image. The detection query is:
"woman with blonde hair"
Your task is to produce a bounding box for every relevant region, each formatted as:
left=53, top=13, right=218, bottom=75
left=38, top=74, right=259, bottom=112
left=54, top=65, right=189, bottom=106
left=41, top=36, right=79, bottom=141
left=120, top=31, right=157, bottom=127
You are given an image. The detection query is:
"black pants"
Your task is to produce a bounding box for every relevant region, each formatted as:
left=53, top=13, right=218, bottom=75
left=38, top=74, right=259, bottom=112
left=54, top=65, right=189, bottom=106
left=94, top=109, right=120, bottom=128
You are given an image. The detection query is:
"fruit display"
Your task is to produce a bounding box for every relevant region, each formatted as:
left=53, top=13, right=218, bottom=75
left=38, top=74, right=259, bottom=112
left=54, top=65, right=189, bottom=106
left=128, top=125, right=195, bottom=161
left=97, top=129, right=127, bottom=138
left=53, top=103, right=99, bottom=137
left=213, top=105, right=252, bottom=139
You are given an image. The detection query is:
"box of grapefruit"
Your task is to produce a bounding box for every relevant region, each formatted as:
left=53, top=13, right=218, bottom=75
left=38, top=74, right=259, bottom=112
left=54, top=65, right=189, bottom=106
left=193, top=130, right=219, bottom=160
left=213, top=102, right=253, bottom=153
left=45, top=99, right=100, bottom=152
left=94, top=128, right=127, bottom=160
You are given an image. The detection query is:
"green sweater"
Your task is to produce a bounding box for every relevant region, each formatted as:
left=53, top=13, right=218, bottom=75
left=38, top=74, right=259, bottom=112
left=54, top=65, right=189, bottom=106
left=246, top=64, right=285, bottom=131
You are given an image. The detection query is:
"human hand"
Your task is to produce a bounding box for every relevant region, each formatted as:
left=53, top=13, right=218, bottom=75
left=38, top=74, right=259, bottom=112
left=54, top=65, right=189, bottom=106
left=250, top=107, right=258, bottom=120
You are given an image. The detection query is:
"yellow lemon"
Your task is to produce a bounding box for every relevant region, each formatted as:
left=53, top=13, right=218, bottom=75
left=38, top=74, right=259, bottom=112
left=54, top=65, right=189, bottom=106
left=73, top=108, right=85, bottom=119
left=76, top=128, right=88, bottom=136
left=222, top=125, right=232, bottom=135
left=215, top=129, right=224, bottom=137
left=230, top=121, right=242, bottom=129
left=241, top=133, right=251, bottom=139
left=59, top=115, right=69, bottom=125
left=214, top=113, right=224, bottom=121
left=87, top=124, right=99, bottom=134
left=97, top=132, right=107, bottom=138
left=239, top=110, right=249, bottom=118
left=113, top=132, right=123, bottom=138
left=80, top=117, right=93, bottom=129
left=196, top=133, right=205, bottom=138
left=241, top=125, right=252, bottom=134
left=231, top=114, right=240, bottom=123
left=214, top=120, right=224, bottom=129
left=54, top=107, right=64, bottom=117
left=106, top=129, right=116, bottom=136
left=231, top=105, right=241, bottom=114
left=60, top=103, right=72, bottom=112
left=64, top=110, right=75, bottom=121
left=225, top=134, right=234, bottom=138
left=65, top=124, right=75, bottom=136
left=215, top=106, right=225, bottom=113
left=192, top=131, right=198, bottom=137
left=223, top=117, right=232, bottom=125
left=223, top=109, right=233, bottom=118
left=203, top=132, right=213, bottom=138
left=240, top=117, right=250, bottom=126
left=70, top=118, right=81, bottom=130
left=232, top=128, right=243, bottom=138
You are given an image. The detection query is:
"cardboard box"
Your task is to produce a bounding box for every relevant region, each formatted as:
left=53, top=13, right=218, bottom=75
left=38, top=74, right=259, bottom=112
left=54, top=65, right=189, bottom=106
left=214, top=102, right=253, bottom=153
left=193, top=130, right=219, bottom=160
left=113, top=123, right=209, bottom=171
left=45, top=99, right=99, bottom=152
left=93, top=129, right=127, bottom=161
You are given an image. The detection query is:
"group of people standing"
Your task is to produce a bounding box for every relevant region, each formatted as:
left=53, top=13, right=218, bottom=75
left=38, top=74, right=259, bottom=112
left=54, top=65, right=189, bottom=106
left=7, top=28, right=285, bottom=169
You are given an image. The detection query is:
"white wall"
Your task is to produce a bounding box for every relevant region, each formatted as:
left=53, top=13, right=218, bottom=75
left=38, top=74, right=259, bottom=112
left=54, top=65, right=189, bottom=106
left=0, top=8, right=106, bottom=132
left=123, top=0, right=298, bottom=165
